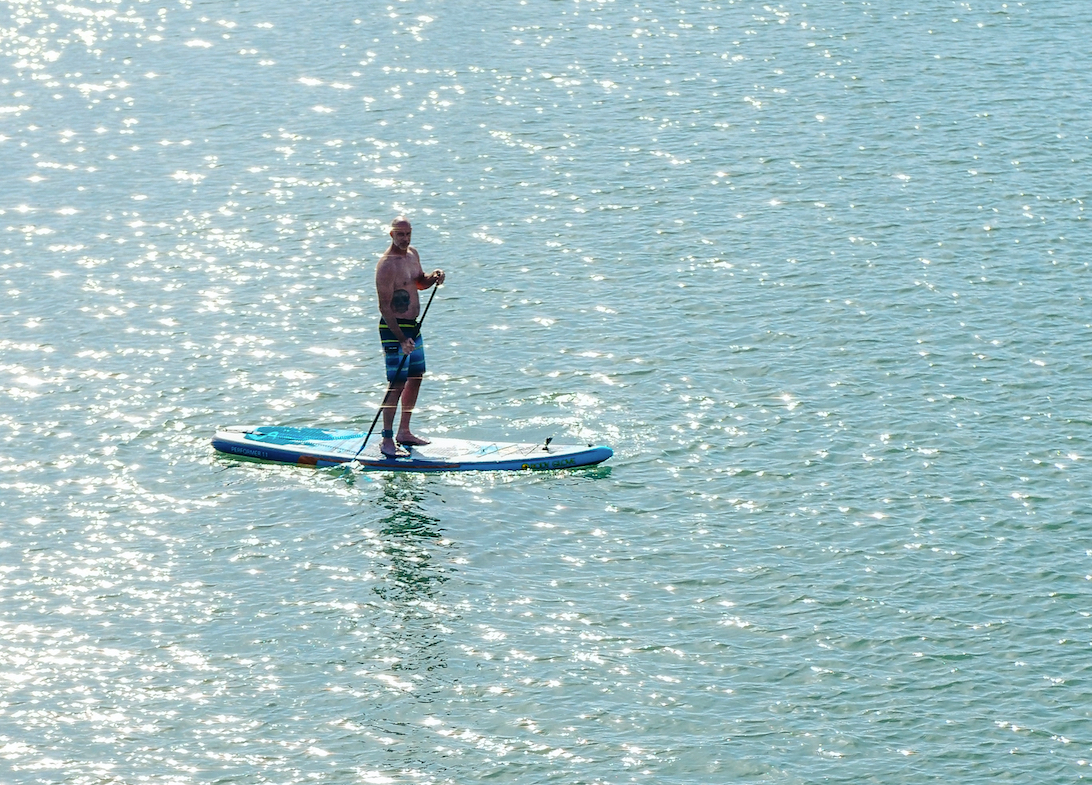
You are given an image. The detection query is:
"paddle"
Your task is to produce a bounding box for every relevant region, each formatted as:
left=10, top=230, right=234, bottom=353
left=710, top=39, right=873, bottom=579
left=353, top=283, right=441, bottom=463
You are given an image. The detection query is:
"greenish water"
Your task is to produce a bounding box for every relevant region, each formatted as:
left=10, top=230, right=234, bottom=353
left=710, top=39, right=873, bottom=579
left=2, top=1, right=1092, bottom=782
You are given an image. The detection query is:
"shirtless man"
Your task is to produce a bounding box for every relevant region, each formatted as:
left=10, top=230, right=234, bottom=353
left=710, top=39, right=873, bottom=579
left=375, top=217, right=445, bottom=458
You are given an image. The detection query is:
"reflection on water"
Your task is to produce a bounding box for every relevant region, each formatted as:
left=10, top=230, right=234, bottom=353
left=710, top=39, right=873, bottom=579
left=367, top=475, right=454, bottom=698
left=373, top=475, right=448, bottom=608
left=332, top=476, right=456, bottom=769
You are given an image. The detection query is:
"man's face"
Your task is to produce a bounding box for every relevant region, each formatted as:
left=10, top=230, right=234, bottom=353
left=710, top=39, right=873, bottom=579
left=390, top=222, right=412, bottom=250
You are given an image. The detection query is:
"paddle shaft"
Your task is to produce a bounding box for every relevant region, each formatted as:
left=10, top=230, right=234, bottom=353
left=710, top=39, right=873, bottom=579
left=354, top=284, right=440, bottom=461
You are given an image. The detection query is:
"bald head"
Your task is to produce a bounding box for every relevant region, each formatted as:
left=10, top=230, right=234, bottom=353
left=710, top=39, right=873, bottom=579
left=389, top=217, right=412, bottom=251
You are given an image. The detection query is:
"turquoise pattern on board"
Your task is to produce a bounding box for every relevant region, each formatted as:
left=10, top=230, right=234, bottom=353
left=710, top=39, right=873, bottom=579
left=248, top=427, right=360, bottom=445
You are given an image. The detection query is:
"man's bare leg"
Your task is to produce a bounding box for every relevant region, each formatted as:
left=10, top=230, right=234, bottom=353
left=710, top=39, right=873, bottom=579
left=396, top=376, right=431, bottom=446
left=380, top=381, right=409, bottom=457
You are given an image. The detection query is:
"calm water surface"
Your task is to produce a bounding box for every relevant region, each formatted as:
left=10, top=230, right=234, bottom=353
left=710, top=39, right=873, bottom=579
left=3, top=0, right=1092, bottom=782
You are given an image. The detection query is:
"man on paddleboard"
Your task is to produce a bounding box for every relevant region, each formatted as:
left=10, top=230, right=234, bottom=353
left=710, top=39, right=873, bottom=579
left=375, top=217, right=445, bottom=458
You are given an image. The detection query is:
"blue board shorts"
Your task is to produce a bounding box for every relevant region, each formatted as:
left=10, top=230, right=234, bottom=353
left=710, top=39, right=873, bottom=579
left=379, top=319, right=426, bottom=383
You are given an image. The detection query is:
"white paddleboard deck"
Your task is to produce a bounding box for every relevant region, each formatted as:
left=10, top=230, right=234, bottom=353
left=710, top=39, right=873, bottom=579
left=212, top=425, right=613, bottom=472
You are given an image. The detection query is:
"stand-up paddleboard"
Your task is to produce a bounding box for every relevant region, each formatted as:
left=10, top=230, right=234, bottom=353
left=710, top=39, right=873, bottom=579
left=211, top=425, right=613, bottom=472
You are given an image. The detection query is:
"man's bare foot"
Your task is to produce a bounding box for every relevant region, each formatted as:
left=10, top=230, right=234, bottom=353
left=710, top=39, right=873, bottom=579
left=396, top=431, right=431, bottom=447
left=380, top=437, right=410, bottom=459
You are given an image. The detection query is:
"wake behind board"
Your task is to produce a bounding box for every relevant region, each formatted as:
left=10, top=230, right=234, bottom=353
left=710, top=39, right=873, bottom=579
left=212, top=425, right=613, bottom=472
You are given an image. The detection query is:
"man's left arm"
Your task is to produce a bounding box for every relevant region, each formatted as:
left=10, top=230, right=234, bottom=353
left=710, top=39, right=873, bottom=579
left=415, top=269, right=445, bottom=289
